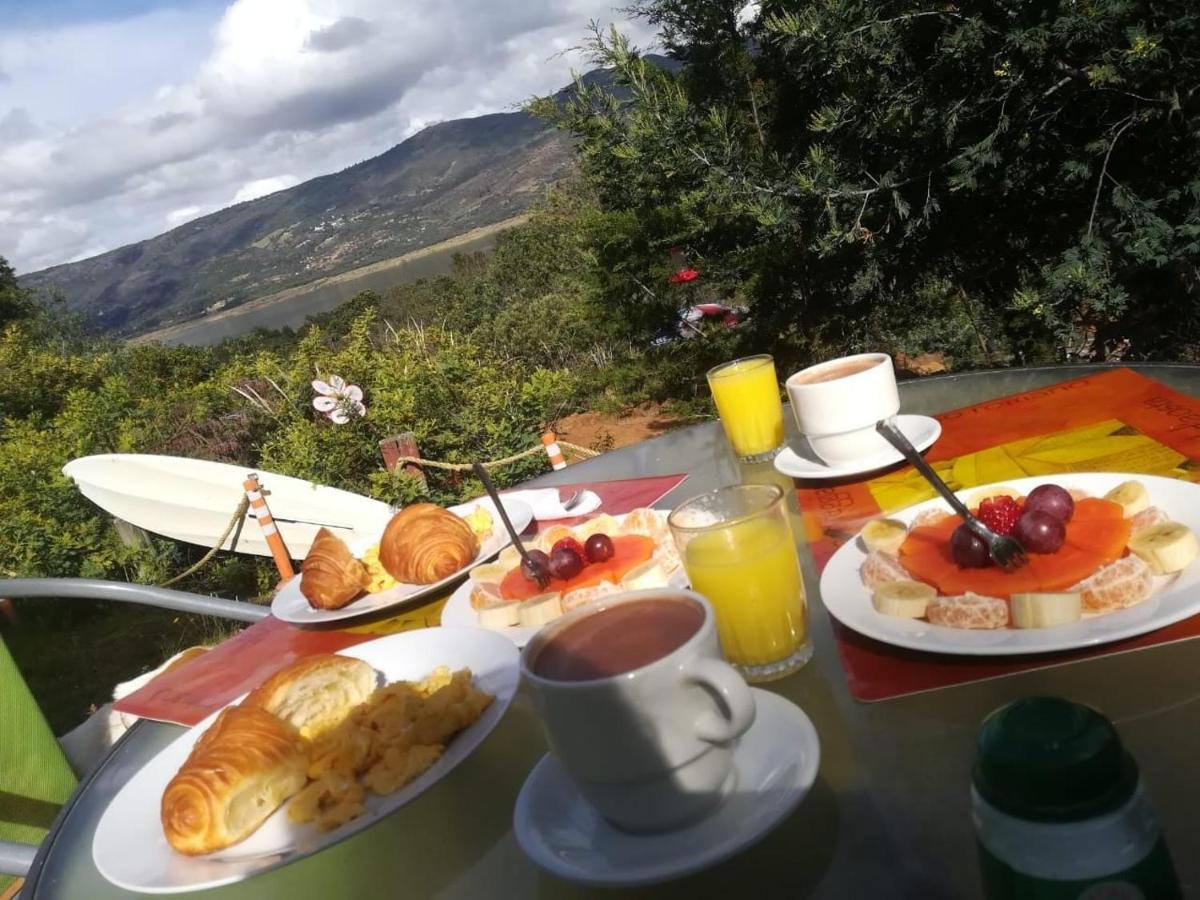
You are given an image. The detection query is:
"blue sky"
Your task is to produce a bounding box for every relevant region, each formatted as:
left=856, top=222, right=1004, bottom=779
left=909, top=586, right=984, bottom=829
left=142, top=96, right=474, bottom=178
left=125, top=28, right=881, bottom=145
left=0, top=1, right=654, bottom=273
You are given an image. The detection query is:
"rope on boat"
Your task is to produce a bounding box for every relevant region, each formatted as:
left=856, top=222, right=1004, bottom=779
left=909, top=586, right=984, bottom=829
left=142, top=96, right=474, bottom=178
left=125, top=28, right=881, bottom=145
left=158, top=496, right=251, bottom=588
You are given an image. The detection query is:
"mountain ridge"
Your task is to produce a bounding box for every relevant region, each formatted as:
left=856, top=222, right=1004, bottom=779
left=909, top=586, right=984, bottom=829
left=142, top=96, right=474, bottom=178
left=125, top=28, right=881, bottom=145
left=17, top=66, right=659, bottom=335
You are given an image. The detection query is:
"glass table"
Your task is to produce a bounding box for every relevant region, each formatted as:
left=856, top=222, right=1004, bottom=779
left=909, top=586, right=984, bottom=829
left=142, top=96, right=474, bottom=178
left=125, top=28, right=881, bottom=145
left=25, top=364, right=1200, bottom=898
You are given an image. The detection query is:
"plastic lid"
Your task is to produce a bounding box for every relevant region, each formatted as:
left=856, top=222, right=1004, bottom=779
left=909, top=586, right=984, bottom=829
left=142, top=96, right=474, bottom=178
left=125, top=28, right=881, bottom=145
left=973, top=697, right=1138, bottom=823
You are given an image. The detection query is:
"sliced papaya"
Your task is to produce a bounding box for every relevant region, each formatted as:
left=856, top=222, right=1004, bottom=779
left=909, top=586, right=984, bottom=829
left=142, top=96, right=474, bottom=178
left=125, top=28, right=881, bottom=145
left=897, top=498, right=1130, bottom=600
left=500, top=534, right=656, bottom=601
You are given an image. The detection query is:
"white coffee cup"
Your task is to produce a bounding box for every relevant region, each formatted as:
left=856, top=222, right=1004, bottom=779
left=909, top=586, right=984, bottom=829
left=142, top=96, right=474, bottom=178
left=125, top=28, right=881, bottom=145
left=520, top=589, right=756, bottom=833
left=785, top=352, right=900, bottom=465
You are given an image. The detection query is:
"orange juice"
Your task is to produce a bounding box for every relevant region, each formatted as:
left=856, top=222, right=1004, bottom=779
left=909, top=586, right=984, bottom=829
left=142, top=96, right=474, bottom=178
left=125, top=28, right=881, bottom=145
left=707, top=356, right=785, bottom=461
left=682, top=515, right=807, bottom=668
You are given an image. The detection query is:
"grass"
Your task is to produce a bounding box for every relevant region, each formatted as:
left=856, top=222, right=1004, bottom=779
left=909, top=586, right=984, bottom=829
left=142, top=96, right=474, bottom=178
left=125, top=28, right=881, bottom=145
left=2, top=600, right=246, bottom=736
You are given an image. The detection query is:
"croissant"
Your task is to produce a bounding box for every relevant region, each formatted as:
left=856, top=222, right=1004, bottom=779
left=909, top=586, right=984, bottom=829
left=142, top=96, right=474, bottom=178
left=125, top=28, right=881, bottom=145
left=300, top=528, right=368, bottom=610
left=379, top=503, right=479, bottom=584
left=161, top=706, right=308, bottom=855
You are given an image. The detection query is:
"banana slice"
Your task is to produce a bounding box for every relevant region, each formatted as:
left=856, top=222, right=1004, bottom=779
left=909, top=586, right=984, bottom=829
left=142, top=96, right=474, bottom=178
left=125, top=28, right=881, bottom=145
left=1104, top=480, right=1151, bottom=517
left=469, top=562, right=508, bottom=585
left=861, top=518, right=908, bottom=554
left=1127, top=522, right=1200, bottom=574
left=620, top=560, right=670, bottom=591
left=477, top=600, right=521, bottom=629
left=872, top=580, right=935, bottom=618
left=1010, top=592, right=1082, bottom=628
left=517, top=592, right=564, bottom=628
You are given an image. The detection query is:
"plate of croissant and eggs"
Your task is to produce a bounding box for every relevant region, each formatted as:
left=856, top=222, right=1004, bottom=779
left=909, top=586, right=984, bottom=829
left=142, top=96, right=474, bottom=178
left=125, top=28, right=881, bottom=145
left=820, top=473, right=1200, bottom=656
left=439, top=507, right=686, bottom=646
left=93, top=627, right=519, bottom=893
left=273, top=496, right=534, bottom=624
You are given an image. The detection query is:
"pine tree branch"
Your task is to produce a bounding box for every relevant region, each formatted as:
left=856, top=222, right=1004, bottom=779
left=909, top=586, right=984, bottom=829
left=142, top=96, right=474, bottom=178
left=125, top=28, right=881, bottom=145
left=1087, top=116, right=1136, bottom=241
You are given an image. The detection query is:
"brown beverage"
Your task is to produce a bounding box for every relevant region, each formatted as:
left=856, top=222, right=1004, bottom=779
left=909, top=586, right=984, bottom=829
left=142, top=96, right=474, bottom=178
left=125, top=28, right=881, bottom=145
left=532, top=597, right=704, bottom=682
left=791, top=356, right=879, bottom=385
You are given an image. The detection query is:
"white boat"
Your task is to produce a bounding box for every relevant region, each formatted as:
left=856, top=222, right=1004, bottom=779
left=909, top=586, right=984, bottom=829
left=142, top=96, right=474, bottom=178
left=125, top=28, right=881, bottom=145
left=62, top=454, right=395, bottom=560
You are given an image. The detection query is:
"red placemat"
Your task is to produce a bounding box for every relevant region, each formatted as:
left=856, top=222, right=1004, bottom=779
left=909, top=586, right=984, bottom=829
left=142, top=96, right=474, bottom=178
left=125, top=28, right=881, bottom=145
left=796, top=368, right=1200, bottom=702
left=117, top=473, right=688, bottom=725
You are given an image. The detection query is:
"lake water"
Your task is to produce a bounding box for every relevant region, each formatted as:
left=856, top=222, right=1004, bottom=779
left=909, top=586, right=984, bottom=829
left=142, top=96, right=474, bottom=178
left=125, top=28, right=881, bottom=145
left=154, top=230, right=499, bottom=346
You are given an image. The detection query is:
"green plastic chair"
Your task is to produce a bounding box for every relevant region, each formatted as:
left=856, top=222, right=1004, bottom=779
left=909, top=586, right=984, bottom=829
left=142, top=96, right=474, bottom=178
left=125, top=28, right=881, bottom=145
left=0, top=634, right=76, bottom=896
left=0, top=578, right=267, bottom=892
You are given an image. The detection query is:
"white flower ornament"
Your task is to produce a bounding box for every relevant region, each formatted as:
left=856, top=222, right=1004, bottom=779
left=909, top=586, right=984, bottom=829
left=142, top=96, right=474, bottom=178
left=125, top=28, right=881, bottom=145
left=312, top=375, right=366, bottom=424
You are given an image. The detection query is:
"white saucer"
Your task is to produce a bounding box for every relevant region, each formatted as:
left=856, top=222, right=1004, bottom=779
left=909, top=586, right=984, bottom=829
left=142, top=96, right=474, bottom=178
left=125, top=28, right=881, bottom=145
left=513, top=690, right=819, bottom=888
left=773, top=414, right=941, bottom=479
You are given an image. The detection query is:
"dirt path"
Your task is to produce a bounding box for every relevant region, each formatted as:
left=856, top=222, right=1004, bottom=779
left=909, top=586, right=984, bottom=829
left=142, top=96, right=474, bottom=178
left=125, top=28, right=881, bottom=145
left=555, top=402, right=688, bottom=452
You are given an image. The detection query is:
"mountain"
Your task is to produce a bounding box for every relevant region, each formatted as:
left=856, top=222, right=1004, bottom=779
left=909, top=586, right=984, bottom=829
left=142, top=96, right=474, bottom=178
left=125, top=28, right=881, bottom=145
left=19, top=69, right=637, bottom=336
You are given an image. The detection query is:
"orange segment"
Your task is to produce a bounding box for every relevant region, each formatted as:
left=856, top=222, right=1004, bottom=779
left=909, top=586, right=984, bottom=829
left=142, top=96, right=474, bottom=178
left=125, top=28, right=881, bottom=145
left=897, top=498, right=1130, bottom=600
left=500, top=534, right=656, bottom=601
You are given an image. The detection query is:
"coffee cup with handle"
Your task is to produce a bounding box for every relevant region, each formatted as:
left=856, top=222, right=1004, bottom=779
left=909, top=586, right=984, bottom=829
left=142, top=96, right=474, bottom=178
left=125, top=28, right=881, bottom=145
left=520, top=588, right=756, bottom=833
left=785, top=352, right=900, bottom=465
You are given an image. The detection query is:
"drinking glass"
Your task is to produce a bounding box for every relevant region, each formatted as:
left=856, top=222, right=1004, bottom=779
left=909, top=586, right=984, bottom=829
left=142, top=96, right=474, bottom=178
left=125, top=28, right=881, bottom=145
left=668, top=484, right=812, bottom=682
left=706, top=354, right=785, bottom=463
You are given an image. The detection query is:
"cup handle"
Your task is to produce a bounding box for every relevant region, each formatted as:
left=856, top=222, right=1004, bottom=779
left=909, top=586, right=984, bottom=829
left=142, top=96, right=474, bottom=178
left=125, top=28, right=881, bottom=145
left=683, top=657, right=756, bottom=744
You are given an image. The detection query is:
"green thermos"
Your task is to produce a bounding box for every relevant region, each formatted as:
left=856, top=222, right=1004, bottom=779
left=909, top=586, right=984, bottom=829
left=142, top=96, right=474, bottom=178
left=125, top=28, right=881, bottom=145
left=973, top=697, right=1181, bottom=899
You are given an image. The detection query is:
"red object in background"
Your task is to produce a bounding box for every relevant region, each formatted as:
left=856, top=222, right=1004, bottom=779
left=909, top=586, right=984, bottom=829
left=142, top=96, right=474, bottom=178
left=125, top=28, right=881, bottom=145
left=668, top=268, right=701, bottom=284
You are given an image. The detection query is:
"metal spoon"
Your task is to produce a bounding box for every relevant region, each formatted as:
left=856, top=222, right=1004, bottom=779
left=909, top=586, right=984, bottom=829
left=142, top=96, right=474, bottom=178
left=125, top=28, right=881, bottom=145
left=472, top=463, right=546, bottom=584
left=875, top=417, right=1027, bottom=571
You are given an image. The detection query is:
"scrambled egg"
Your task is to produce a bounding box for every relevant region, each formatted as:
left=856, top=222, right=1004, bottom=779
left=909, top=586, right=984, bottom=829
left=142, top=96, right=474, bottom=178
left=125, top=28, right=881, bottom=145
left=360, top=544, right=397, bottom=594
left=289, top=667, right=493, bottom=831
left=462, top=504, right=494, bottom=540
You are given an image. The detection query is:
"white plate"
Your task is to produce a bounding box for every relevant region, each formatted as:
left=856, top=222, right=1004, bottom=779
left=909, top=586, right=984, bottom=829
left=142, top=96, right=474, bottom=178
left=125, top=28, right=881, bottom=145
left=438, top=511, right=688, bottom=647
left=774, top=414, right=941, bottom=479
left=513, top=690, right=819, bottom=887
left=821, top=473, right=1200, bottom=656
left=271, top=496, right=533, bottom=624
left=93, top=628, right=520, bottom=894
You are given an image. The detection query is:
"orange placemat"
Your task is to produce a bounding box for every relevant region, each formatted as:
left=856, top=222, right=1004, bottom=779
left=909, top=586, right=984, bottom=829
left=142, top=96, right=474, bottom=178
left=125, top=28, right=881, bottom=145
left=117, top=474, right=688, bottom=725
left=797, top=368, right=1200, bottom=701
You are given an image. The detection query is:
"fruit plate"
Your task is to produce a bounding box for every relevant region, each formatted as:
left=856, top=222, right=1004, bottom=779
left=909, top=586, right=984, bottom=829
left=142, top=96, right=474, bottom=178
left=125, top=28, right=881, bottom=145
left=439, top=510, right=687, bottom=647
left=820, top=473, right=1200, bottom=657
left=92, top=628, right=520, bottom=894
left=271, top=496, right=533, bottom=625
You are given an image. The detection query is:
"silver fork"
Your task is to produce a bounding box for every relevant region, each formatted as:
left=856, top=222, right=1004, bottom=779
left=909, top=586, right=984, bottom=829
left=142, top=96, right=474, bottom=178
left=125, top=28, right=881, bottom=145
left=875, top=417, right=1027, bottom=571
left=559, top=490, right=583, bottom=512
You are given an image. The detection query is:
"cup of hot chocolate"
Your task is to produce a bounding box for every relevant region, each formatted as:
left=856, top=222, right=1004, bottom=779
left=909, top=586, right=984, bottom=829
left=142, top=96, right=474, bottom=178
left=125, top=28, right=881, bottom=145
left=785, top=352, right=900, bottom=465
left=520, top=588, right=756, bottom=833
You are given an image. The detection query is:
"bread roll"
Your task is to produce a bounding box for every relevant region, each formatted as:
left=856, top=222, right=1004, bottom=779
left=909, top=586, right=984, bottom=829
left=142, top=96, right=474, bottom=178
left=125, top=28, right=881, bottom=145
left=161, top=706, right=307, bottom=855
left=243, top=654, right=378, bottom=740
left=379, top=504, right=479, bottom=584
left=300, top=528, right=369, bottom=610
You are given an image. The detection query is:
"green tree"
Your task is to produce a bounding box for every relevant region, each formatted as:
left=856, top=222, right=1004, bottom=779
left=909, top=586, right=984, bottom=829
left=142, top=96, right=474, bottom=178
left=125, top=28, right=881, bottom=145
left=535, top=2, right=1200, bottom=365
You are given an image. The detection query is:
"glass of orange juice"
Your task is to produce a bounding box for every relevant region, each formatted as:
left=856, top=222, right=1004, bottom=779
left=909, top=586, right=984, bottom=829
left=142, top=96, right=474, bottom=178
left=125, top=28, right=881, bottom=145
left=668, top=484, right=811, bottom=682
left=706, top=354, right=785, bottom=463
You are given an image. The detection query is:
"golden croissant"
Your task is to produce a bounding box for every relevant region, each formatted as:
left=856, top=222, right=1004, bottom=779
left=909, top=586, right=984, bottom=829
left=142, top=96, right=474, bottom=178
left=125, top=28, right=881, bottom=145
left=300, top=528, right=368, bottom=610
left=161, top=706, right=308, bottom=855
left=379, top=504, right=479, bottom=584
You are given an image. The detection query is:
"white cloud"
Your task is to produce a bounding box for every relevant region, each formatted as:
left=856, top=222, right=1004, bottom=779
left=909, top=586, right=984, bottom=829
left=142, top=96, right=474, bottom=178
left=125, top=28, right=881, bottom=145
left=232, top=175, right=300, bottom=204
left=0, top=1, right=659, bottom=274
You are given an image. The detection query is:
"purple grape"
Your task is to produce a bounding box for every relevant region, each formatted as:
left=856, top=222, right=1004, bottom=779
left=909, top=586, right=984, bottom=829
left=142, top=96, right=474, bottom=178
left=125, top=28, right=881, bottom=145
left=521, top=549, right=551, bottom=588
left=1024, top=484, right=1075, bottom=524
left=584, top=533, right=615, bottom=563
left=1013, top=509, right=1066, bottom=554
left=951, top=524, right=992, bottom=568
left=548, top=546, right=585, bottom=581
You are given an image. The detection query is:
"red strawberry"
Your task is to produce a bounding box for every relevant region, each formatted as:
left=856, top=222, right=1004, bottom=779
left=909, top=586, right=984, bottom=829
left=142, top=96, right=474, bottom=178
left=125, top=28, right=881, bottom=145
left=977, top=495, right=1022, bottom=536
left=551, top=536, right=587, bottom=561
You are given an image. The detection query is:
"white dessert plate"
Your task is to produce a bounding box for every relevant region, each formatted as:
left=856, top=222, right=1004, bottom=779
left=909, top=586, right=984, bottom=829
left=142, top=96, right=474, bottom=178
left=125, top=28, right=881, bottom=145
left=438, top=510, right=687, bottom=647
left=272, top=496, right=533, bottom=625
left=93, top=628, right=520, bottom=894
left=513, top=690, right=819, bottom=887
left=821, top=473, right=1200, bottom=656
left=774, top=414, right=941, bottom=479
